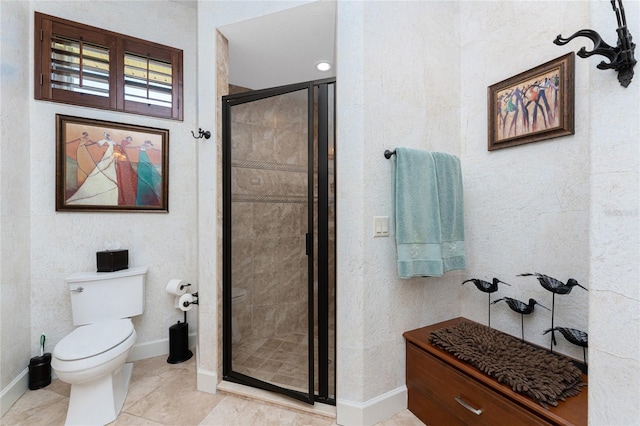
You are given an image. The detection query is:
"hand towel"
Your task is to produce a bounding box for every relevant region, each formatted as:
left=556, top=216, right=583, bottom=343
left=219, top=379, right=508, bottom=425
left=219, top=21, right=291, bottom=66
left=393, top=148, right=444, bottom=277
left=432, top=152, right=466, bottom=272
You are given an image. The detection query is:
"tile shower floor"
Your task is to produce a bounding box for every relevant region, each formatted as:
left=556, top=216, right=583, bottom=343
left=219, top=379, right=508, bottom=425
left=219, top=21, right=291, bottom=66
left=1, top=355, right=424, bottom=425
left=232, top=331, right=333, bottom=395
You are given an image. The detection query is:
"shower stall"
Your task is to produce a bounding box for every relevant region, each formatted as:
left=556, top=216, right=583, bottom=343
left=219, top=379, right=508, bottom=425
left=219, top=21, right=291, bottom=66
left=222, top=79, right=336, bottom=405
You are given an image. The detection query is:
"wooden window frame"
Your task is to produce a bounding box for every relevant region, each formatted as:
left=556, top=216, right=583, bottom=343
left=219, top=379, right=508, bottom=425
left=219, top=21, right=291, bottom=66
left=35, top=12, right=183, bottom=121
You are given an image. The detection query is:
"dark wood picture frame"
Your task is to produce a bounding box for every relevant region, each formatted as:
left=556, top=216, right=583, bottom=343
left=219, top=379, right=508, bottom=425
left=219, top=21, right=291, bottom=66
left=56, top=114, right=169, bottom=212
left=488, top=53, right=575, bottom=151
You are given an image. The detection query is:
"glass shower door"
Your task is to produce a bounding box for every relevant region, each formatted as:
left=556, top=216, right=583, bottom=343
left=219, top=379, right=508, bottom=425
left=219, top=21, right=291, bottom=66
left=222, top=83, right=314, bottom=403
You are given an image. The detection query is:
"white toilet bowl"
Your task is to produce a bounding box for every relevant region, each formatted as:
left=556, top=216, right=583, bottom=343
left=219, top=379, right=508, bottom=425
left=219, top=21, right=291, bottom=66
left=52, top=318, right=137, bottom=425
left=52, top=266, right=147, bottom=425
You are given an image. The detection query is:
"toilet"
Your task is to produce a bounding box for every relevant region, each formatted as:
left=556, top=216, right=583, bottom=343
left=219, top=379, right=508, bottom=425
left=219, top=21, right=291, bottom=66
left=231, top=287, right=246, bottom=344
left=51, top=266, right=147, bottom=426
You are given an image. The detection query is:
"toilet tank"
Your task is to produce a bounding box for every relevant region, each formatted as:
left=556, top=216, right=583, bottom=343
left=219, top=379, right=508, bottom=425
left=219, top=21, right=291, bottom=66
left=66, top=266, right=148, bottom=326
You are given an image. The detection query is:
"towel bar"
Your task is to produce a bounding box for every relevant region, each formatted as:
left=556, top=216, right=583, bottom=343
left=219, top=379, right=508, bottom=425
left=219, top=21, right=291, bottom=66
left=384, top=149, right=396, bottom=159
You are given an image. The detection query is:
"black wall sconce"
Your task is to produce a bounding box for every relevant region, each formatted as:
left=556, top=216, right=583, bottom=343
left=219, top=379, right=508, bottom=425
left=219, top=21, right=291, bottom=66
left=554, top=0, right=636, bottom=87
left=191, top=128, right=211, bottom=140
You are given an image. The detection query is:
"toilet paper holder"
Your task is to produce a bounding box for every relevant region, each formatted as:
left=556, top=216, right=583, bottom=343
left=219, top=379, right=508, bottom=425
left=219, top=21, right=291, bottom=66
left=165, top=280, right=198, bottom=364
left=165, top=279, right=198, bottom=311
left=180, top=292, right=199, bottom=308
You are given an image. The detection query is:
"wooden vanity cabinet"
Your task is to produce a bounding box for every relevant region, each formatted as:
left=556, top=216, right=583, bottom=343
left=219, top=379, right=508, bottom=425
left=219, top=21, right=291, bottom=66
left=403, top=318, right=587, bottom=426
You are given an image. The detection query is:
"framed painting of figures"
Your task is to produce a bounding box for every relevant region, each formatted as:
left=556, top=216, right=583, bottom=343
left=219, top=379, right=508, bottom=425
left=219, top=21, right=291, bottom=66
left=56, top=115, right=169, bottom=212
left=488, top=53, right=575, bottom=151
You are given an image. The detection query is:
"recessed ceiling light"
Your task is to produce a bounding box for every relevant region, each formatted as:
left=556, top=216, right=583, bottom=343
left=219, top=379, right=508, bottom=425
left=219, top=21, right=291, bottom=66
left=316, top=61, right=331, bottom=72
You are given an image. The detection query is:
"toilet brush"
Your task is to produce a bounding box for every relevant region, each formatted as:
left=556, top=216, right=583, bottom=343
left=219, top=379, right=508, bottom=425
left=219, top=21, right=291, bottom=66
left=29, top=333, right=51, bottom=390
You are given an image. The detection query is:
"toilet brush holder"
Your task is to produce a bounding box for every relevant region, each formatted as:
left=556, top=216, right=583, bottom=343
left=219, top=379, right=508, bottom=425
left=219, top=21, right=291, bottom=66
left=28, top=353, right=52, bottom=390
left=167, top=321, right=192, bottom=364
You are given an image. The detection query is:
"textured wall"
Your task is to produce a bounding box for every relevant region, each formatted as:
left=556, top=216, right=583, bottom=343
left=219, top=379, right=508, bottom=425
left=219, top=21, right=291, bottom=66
left=587, top=1, right=640, bottom=424
left=0, top=0, right=198, bottom=388
left=462, top=2, right=639, bottom=424
left=459, top=1, right=591, bottom=359
left=336, top=0, right=462, bottom=405
left=0, top=0, right=32, bottom=391
left=458, top=2, right=640, bottom=420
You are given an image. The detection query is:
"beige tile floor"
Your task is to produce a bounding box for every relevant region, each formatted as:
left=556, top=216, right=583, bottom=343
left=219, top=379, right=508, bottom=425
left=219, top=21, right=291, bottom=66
left=1, top=355, right=424, bottom=425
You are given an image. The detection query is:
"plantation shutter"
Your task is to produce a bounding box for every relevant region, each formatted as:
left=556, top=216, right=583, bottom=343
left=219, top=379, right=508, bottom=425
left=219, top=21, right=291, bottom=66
left=50, top=35, right=110, bottom=98
left=124, top=53, right=173, bottom=108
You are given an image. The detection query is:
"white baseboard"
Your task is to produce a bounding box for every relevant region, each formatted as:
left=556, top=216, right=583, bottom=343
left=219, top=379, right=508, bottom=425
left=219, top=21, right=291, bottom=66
left=127, top=333, right=197, bottom=362
left=336, top=386, right=407, bottom=426
left=1, top=333, right=196, bottom=417
left=0, top=368, right=28, bottom=418
left=197, top=368, right=218, bottom=394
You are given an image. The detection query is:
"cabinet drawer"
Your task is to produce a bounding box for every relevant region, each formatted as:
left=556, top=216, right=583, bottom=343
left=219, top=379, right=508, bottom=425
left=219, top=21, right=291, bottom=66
left=407, top=343, right=548, bottom=426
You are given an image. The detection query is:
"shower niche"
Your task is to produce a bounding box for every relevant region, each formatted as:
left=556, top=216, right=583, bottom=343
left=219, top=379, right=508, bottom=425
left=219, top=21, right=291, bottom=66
left=222, top=79, right=336, bottom=405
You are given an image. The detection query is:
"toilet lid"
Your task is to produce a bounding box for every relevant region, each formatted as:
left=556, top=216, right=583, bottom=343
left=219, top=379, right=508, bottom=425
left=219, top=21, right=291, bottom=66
left=54, top=319, right=134, bottom=361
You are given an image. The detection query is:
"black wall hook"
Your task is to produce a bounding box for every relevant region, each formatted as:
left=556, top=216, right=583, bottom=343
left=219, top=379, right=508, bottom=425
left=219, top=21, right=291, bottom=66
left=554, top=0, right=636, bottom=87
left=191, top=128, right=211, bottom=140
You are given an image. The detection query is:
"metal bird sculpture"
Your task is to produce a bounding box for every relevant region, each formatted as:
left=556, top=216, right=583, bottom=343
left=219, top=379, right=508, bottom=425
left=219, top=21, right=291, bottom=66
left=518, top=273, right=588, bottom=352
left=544, top=327, right=588, bottom=366
left=462, top=278, right=511, bottom=328
left=492, top=297, right=550, bottom=341
left=462, top=278, right=511, bottom=293
left=518, top=273, right=587, bottom=294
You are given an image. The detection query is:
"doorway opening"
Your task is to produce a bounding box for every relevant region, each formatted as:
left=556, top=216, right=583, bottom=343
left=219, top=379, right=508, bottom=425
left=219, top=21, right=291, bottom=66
left=222, top=79, right=336, bottom=405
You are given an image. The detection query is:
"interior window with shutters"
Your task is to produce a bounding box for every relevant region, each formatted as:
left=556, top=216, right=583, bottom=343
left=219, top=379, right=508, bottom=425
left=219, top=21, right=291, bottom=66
left=35, top=12, right=183, bottom=121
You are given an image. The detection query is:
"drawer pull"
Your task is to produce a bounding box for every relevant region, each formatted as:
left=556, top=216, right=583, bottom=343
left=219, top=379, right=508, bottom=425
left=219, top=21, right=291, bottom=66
left=455, top=396, right=483, bottom=415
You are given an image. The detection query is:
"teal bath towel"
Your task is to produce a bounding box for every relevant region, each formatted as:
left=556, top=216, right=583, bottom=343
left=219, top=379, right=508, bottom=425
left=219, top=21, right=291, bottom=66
left=392, top=148, right=465, bottom=278
left=432, top=152, right=466, bottom=273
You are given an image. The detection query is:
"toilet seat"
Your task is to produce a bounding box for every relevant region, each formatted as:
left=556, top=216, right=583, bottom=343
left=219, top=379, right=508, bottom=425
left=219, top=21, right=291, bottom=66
left=54, top=319, right=134, bottom=361
left=51, top=326, right=136, bottom=384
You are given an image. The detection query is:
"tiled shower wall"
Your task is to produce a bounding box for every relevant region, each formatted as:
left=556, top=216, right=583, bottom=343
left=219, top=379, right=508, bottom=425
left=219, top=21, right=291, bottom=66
left=230, top=92, right=310, bottom=341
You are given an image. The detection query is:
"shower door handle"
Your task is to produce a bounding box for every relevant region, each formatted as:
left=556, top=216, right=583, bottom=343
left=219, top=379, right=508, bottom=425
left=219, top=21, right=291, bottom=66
left=305, top=233, right=311, bottom=256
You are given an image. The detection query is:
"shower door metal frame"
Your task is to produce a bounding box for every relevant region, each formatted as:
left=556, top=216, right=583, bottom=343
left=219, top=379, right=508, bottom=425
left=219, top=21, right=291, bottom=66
left=316, top=81, right=333, bottom=404
left=222, top=78, right=336, bottom=405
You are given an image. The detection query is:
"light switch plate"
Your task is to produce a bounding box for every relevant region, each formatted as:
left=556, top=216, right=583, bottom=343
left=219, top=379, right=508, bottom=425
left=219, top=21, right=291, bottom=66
left=373, top=216, right=389, bottom=237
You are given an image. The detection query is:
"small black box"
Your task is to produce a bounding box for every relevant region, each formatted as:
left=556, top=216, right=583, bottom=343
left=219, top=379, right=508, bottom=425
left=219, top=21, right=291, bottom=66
left=96, top=249, right=128, bottom=272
